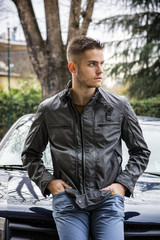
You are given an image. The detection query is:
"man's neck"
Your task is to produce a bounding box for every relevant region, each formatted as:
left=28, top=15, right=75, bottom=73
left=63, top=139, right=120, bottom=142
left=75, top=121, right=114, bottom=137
left=69, top=87, right=96, bottom=106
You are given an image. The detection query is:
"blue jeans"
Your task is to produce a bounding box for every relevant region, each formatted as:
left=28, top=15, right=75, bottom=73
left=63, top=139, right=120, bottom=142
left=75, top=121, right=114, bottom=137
left=52, top=192, right=124, bottom=240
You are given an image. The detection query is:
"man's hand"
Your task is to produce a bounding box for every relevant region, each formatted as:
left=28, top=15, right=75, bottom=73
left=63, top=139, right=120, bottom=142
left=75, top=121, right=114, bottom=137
left=100, top=183, right=127, bottom=196
left=47, top=179, right=72, bottom=195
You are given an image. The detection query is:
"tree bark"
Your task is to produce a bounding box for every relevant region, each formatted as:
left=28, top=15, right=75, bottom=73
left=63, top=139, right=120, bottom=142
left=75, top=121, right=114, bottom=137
left=67, top=0, right=95, bottom=43
left=43, top=0, right=70, bottom=98
left=80, top=0, right=95, bottom=35
left=12, top=0, right=95, bottom=99
left=68, top=0, right=82, bottom=41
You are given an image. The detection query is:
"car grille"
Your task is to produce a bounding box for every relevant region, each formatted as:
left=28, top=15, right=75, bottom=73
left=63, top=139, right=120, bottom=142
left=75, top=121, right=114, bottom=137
left=4, top=218, right=59, bottom=240
left=125, top=223, right=160, bottom=239
left=4, top=218, right=160, bottom=240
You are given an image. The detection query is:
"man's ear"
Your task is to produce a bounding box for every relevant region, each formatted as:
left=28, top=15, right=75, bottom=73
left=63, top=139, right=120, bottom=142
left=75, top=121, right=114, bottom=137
left=68, top=62, right=77, bottom=73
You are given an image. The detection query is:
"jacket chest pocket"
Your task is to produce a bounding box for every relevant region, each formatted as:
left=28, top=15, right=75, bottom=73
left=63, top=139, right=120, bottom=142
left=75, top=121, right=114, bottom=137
left=95, top=122, right=121, bottom=143
left=48, top=124, right=73, bottom=146
left=50, top=125, right=71, bottom=129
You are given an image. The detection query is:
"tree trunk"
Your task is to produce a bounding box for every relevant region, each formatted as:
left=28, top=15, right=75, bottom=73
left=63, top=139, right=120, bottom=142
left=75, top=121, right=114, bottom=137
left=39, top=48, right=71, bottom=99
left=12, top=0, right=95, bottom=100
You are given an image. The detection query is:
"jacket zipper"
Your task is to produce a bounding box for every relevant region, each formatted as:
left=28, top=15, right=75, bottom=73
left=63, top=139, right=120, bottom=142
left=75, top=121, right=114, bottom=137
left=69, top=100, right=86, bottom=195
left=80, top=114, right=85, bottom=194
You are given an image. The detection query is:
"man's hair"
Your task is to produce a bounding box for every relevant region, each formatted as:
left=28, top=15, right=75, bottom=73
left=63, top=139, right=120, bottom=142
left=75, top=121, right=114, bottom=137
left=67, top=35, right=104, bottom=62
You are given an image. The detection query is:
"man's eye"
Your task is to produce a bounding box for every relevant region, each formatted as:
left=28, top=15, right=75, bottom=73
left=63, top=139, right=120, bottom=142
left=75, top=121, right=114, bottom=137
left=89, top=63, right=95, bottom=66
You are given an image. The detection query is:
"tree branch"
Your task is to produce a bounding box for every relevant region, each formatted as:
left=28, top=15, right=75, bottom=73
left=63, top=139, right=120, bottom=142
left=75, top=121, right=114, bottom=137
left=67, top=0, right=82, bottom=43
left=12, top=0, right=45, bottom=75
left=44, top=0, right=63, bottom=53
left=80, top=0, right=95, bottom=35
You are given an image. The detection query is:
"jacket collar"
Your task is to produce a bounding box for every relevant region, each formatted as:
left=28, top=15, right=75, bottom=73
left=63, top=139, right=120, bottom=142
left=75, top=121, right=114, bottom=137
left=62, top=81, right=113, bottom=117
left=63, top=80, right=100, bottom=105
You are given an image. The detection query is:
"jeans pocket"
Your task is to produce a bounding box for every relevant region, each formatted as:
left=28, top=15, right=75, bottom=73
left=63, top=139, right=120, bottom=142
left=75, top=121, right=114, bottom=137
left=113, top=193, right=124, bottom=200
left=52, top=192, right=75, bottom=217
left=53, top=191, right=65, bottom=198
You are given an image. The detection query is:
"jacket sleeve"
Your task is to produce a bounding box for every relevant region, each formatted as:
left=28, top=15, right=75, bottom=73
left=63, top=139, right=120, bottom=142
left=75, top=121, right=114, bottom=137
left=21, top=103, right=55, bottom=197
left=115, top=98, right=151, bottom=197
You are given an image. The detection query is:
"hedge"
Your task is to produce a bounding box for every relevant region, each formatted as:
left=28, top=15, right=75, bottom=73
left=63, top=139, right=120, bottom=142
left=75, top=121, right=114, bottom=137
left=130, top=94, right=160, bottom=118
left=0, top=88, right=42, bottom=140
left=0, top=89, right=160, bottom=140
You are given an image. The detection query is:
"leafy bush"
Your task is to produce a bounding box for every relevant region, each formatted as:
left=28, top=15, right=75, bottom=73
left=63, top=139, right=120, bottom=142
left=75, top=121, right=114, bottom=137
left=0, top=88, right=42, bottom=140
left=130, top=95, right=160, bottom=118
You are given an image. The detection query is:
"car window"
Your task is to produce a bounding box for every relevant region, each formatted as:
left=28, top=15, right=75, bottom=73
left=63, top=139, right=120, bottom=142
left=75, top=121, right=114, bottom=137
left=122, top=122, right=160, bottom=174
left=0, top=115, right=52, bottom=169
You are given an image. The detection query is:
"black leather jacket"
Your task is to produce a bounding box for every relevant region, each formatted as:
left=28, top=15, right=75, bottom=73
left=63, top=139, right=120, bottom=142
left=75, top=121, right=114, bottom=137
left=22, top=82, right=150, bottom=208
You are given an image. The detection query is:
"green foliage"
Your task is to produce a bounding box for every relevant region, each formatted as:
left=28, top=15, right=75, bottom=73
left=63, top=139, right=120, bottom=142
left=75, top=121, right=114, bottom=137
left=101, top=0, right=160, bottom=99
left=130, top=94, right=160, bottom=117
left=0, top=88, right=42, bottom=140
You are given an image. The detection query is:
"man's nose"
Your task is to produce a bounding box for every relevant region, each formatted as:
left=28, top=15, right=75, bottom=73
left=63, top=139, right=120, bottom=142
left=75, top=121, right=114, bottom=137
left=96, top=64, right=103, bottom=74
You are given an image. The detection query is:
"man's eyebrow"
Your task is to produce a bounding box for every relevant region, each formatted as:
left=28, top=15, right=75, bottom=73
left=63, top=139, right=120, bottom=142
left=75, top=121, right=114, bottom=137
left=88, top=60, right=105, bottom=64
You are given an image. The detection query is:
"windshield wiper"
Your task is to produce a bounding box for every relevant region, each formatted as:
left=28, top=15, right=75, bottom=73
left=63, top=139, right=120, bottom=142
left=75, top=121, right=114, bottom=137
left=0, top=165, right=53, bottom=172
left=0, top=165, right=25, bottom=170
left=144, top=171, right=160, bottom=177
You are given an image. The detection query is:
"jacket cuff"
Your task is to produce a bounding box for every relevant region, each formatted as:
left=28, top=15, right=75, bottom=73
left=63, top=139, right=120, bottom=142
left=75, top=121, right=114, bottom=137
left=41, top=174, right=56, bottom=197
left=115, top=173, right=136, bottom=197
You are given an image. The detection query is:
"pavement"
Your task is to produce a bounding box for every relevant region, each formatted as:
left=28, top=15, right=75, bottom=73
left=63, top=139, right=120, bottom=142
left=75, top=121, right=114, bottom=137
left=0, top=217, right=4, bottom=239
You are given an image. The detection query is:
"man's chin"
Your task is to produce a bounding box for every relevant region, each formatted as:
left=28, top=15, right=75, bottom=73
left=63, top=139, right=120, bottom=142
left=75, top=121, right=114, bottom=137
left=88, top=85, right=100, bottom=89
left=95, top=83, right=102, bottom=88
left=85, top=81, right=102, bottom=89
left=89, top=82, right=102, bottom=88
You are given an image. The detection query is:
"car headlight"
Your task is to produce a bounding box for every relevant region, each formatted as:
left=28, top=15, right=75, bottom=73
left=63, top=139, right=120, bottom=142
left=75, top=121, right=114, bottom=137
left=0, top=217, right=5, bottom=240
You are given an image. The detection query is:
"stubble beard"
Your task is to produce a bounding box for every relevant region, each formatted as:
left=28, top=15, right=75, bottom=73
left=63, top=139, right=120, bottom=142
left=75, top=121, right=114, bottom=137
left=77, top=68, right=97, bottom=90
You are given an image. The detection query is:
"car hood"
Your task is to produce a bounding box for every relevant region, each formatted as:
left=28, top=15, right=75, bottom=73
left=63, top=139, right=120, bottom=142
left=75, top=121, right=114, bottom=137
left=0, top=170, right=160, bottom=222
left=0, top=169, right=53, bottom=220
left=124, top=173, right=160, bottom=224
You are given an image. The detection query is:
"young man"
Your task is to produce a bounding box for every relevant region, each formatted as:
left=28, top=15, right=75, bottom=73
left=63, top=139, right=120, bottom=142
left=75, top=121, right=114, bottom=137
left=22, top=36, right=150, bottom=240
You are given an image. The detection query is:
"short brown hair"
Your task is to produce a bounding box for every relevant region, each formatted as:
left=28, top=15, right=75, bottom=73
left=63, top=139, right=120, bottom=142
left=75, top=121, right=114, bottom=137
left=67, top=36, right=104, bottom=62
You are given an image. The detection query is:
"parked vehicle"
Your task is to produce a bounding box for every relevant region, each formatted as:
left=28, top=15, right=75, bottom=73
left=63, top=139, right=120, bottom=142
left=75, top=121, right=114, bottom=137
left=0, top=114, right=160, bottom=240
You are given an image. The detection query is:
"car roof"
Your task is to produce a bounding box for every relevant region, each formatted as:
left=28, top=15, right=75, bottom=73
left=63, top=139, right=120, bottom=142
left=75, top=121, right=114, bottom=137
left=138, top=116, right=160, bottom=125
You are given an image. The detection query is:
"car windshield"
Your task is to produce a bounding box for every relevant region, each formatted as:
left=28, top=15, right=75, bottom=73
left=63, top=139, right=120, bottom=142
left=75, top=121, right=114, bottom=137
left=122, top=121, right=160, bottom=174
left=0, top=115, right=52, bottom=169
left=0, top=115, right=159, bottom=174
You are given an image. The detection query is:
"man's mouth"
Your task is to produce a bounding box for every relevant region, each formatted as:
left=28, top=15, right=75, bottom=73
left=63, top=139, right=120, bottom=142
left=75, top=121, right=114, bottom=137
left=95, top=77, right=102, bottom=80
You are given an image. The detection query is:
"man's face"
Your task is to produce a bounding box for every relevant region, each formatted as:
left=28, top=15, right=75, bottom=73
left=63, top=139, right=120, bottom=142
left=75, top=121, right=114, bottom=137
left=75, top=48, right=104, bottom=89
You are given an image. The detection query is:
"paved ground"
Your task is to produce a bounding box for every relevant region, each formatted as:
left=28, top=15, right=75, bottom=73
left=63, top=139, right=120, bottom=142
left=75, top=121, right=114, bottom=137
left=0, top=218, right=4, bottom=239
